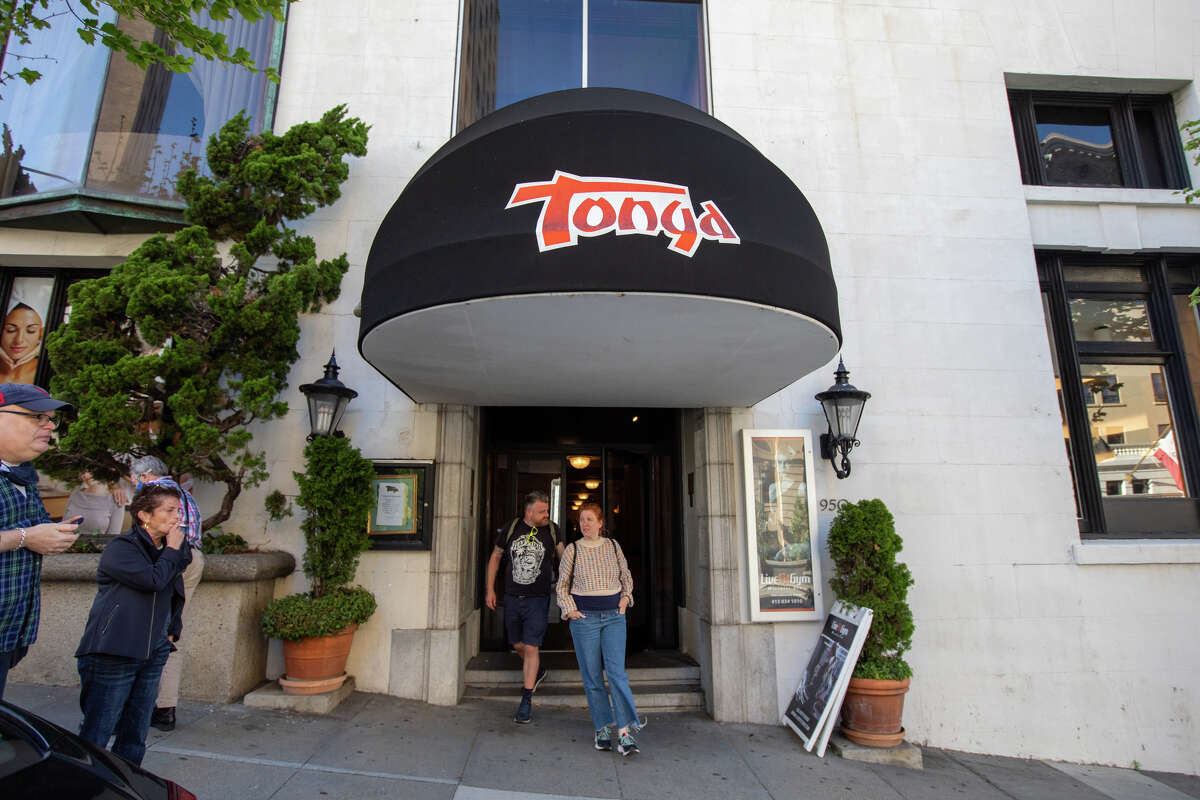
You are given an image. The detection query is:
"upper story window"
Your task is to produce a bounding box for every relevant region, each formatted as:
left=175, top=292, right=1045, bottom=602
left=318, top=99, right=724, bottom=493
left=1040, top=253, right=1200, bottom=538
left=457, top=0, right=707, bottom=131
left=1009, top=91, right=1190, bottom=190
left=0, top=1, right=280, bottom=206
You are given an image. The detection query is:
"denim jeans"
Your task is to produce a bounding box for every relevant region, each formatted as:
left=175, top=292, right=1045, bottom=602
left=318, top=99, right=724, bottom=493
left=77, top=639, right=171, bottom=766
left=0, top=645, right=29, bottom=701
left=569, top=610, right=639, bottom=732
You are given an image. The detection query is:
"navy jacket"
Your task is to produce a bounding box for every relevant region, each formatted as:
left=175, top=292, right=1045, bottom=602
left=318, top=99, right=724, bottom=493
left=75, top=525, right=191, bottom=661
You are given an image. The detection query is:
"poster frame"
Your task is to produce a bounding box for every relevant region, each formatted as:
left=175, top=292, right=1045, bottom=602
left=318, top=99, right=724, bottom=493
left=367, top=460, right=434, bottom=550
left=741, top=428, right=824, bottom=622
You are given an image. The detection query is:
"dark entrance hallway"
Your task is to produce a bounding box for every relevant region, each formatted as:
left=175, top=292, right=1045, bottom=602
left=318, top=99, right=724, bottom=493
left=478, top=407, right=682, bottom=654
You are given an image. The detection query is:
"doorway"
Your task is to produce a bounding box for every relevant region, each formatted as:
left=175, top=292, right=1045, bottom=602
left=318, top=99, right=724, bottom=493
left=479, top=407, right=682, bottom=654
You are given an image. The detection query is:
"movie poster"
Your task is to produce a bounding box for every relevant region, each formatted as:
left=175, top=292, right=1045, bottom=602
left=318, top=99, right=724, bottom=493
left=741, top=430, right=823, bottom=622
left=1, top=276, right=54, bottom=385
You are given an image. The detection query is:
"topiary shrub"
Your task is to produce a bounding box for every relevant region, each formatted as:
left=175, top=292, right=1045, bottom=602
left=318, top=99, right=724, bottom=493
left=260, top=586, right=377, bottom=642
left=260, top=436, right=376, bottom=640
left=827, top=498, right=914, bottom=680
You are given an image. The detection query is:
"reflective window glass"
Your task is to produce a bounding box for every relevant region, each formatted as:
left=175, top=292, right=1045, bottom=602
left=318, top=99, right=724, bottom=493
left=1042, top=292, right=1080, bottom=516
left=495, top=0, right=582, bottom=111
left=1035, top=104, right=1122, bottom=186
left=588, top=0, right=705, bottom=108
left=1069, top=297, right=1153, bottom=343
left=1083, top=363, right=1184, bottom=497
left=458, top=0, right=705, bottom=130
left=0, top=2, right=114, bottom=197
left=1174, top=294, right=1200, bottom=427
left=1062, top=266, right=1144, bottom=284
left=85, top=11, right=275, bottom=199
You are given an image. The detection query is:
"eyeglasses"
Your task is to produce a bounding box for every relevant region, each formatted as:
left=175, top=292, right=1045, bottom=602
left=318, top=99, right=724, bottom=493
left=0, top=410, right=61, bottom=428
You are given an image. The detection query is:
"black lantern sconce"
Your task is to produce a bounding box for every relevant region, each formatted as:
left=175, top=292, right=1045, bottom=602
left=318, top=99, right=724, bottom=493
left=814, top=358, right=871, bottom=479
left=299, top=352, right=358, bottom=439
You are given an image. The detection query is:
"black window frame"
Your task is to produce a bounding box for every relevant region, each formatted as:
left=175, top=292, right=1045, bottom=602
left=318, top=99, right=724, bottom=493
left=1009, top=90, right=1191, bottom=190
left=0, top=267, right=107, bottom=389
left=1040, top=251, right=1200, bottom=538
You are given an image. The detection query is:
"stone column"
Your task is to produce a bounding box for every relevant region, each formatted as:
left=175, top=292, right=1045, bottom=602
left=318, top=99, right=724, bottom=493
left=389, top=404, right=480, bottom=704
left=696, top=408, right=778, bottom=723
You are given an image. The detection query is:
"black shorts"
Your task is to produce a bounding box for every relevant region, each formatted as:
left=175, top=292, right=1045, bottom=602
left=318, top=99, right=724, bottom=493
left=504, top=595, right=550, bottom=647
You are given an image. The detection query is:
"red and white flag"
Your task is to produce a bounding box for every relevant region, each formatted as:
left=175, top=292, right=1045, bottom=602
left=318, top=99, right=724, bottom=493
left=1152, top=429, right=1184, bottom=492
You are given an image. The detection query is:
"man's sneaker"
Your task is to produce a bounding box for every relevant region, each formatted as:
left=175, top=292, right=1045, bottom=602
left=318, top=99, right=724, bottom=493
left=533, top=666, right=549, bottom=692
left=616, top=730, right=639, bottom=756
left=594, top=727, right=612, bottom=751
left=514, top=696, right=532, bottom=724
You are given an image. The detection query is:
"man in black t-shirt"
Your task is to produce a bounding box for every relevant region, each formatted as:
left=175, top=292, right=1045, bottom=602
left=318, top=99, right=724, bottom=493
left=485, top=490, right=564, bottom=723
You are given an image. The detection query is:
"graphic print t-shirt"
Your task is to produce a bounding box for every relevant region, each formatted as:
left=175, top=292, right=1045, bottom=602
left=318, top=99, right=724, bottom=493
left=495, top=522, right=557, bottom=597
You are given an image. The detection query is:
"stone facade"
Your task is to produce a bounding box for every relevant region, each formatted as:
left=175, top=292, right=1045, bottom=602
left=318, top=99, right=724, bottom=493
left=3, top=0, right=1200, bottom=775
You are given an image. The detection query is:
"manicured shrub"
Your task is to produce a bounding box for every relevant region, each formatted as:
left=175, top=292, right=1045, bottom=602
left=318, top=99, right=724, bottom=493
left=827, top=499, right=914, bottom=680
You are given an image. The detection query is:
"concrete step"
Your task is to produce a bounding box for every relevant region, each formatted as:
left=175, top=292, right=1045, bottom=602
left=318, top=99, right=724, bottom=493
left=464, top=664, right=701, bottom=688
left=463, top=681, right=705, bottom=711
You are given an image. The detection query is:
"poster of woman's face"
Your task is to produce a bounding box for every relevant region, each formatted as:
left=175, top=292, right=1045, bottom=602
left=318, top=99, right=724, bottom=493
left=1, top=276, right=54, bottom=385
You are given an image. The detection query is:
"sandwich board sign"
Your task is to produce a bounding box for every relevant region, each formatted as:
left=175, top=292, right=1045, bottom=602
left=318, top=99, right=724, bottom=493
left=782, top=599, right=873, bottom=757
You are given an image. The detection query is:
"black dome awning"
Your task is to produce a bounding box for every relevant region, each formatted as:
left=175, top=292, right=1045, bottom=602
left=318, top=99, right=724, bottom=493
left=359, top=88, right=841, bottom=407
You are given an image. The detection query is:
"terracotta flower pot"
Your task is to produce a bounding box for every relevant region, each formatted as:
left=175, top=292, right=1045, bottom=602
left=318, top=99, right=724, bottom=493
left=281, top=624, right=358, bottom=691
left=840, top=676, right=910, bottom=748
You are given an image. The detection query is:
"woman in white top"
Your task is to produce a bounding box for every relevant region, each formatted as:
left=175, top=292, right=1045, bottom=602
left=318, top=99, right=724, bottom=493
left=62, top=472, right=125, bottom=537
left=556, top=502, right=644, bottom=756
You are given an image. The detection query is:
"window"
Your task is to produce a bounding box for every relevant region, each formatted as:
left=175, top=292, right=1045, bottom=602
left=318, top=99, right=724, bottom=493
left=0, top=270, right=106, bottom=388
left=457, top=0, right=706, bottom=130
left=1151, top=371, right=1169, bottom=403
left=1040, top=254, right=1200, bottom=537
left=1008, top=91, right=1190, bottom=189
left=0, top=1, right=281, bottom=217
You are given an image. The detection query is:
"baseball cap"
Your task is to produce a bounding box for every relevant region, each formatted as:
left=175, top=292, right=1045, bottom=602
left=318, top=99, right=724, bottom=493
left=0, top=383, right=73, bottom=412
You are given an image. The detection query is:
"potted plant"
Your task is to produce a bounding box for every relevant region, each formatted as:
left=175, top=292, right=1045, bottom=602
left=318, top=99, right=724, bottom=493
left=827, top=498, right=915, bottom=747
left=260, top=436, right=377, bottom=694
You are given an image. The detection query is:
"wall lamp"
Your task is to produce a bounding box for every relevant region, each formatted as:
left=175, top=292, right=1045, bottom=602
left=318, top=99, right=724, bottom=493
left=814, top=358, right=870, bottom=479
left=299, top=352, right=358, bottom=439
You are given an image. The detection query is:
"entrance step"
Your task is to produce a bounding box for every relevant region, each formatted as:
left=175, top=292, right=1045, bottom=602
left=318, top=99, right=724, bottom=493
left=464, top=649, right=703, bottom=712
left=464, top=682, right=704, bottom=711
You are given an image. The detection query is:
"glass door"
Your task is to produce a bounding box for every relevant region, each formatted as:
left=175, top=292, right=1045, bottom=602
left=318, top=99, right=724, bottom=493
left=481, top=453, right=572, bottom=651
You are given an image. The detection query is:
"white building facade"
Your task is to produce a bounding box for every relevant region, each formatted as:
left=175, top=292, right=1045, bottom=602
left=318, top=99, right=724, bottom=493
left=2, top=0, right=1199, bottom=774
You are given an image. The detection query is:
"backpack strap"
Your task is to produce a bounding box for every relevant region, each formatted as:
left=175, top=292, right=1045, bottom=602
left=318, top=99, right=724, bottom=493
left=504, top=517, right=521, bottom=548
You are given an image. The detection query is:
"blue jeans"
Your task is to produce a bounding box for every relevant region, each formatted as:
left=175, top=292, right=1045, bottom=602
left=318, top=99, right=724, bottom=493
left=0, top=645, right=29, bottom=701
left=77, top=639, right=171, bottom=765
left=569, top=610, right=639, bottom=732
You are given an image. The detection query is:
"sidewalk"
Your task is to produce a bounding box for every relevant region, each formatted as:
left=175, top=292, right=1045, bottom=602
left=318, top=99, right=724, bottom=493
left=7, top=681, right=1199, bottom=800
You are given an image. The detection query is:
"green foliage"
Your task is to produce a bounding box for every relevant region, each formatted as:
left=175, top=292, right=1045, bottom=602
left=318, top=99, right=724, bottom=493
left=201, top=530, right=252, bottom=554
left=258, top=437, right=375, bottom=641
left=264, top=489, right=291, bottom=521
left=67, top=533, right=110, bottom=553
left=260, top=586, right=376, bottom=642
left=827, top=499, right=915, bottom=680
left=294, top=436, right=374, bottom=598
left=1182, top=119, right=1200, bottom=207
left=0, top=0, right=292, bottom=96
left=43, top=106, right=368, bottom=531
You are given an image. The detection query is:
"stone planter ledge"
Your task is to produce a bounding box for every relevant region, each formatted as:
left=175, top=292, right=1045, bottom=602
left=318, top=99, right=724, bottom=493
left=41, top=551, right=296, bottom=582
left=17, top=550, right=296, bottom=703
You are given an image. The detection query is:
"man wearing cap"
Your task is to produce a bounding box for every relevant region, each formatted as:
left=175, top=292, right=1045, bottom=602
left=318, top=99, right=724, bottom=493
left=0, top=383, right=81, bottom=699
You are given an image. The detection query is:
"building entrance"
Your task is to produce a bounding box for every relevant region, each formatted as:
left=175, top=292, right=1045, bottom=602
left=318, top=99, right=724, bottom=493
left=479, top=407, right=681, bottom=653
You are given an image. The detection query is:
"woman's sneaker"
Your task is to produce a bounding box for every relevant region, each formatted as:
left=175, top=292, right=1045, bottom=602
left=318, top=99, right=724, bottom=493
left=616, top=730, right=639, bottom=757
left=594, top=727, right=612, bottom=751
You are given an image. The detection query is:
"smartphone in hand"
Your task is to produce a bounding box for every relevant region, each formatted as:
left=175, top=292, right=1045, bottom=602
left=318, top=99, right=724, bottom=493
left=66, top=516, right=85, bottom=525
